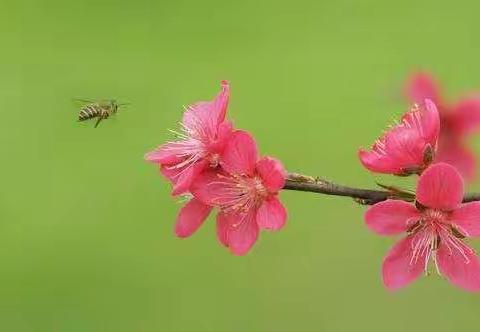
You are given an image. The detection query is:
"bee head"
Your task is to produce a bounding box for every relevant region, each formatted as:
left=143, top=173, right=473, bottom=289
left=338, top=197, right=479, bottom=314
left=110, top=100, right=119, bottom=112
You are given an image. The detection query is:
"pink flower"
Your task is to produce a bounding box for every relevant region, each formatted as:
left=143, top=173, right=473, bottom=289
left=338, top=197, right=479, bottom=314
left=145, top=81, right=233, bottom=239
left=191, top=130, right=287, bottom=255
left=365, top=163, right=480, bottom=292
left=358, top=100, right=440, bottom=175
left=405, top=72, right=480, bottom=179
left=145, top=80, right=233, bottom=196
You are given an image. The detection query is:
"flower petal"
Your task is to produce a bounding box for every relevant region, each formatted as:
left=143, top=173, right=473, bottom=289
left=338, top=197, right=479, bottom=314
left=450, top=202, right=480, bottom=237
left=382, top=236, right=426, bottom=291
left=436, top=140, right=476, bottom=180
left=175, top=199, right=213, bottom=238
left=227, top=214, right=259, bottom=256
left=449, top=97, right=480, bottom=136
left=419, top=99, right=440, bottom=145
left=221, top=130, right=258, bottom=176
left=256, top=157, right=286, bottom=192
left=144, top=143, right=182, bottom=165
left=161, top=161, right=206, bottom=196
left=212, top=121, right=234, bottom=151
left=358, top=149, right=401, bottom=174
left=182, top=81, right=230, bottom=140
left=211, top=80, right=230, bottom=124
left=399, top=100, right=440, bottom=145
left=216, top=212, right=230, bottom=247
left=161, top=165, right=193, bottom=196
left=436, top=242, right=480, bottom=292
left=404, top=71, right=442, bottom=105
left=190, top=170, right=233, bottom=206
left=256, top=196, right=287, bottom=231
left=383, top=126, right=425, bottom=169
left=217, top=212, right=259, bottom=256
left=365, top=200, right=419, bottom=236
left=416, top=163, right=464, bottom=210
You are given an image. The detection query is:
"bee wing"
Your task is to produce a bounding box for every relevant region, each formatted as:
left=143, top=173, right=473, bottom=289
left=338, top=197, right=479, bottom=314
left=73, top=98, right=96, bottom=104
left=72, top=99, right=99, bottom=115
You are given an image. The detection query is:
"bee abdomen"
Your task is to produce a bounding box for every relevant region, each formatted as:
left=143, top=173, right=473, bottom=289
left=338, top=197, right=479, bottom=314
left=78, top=105, right=101, bottom=121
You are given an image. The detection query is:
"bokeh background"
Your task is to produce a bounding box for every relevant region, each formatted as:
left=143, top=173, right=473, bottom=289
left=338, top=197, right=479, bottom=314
left=2, top=0, right=480, bottom=331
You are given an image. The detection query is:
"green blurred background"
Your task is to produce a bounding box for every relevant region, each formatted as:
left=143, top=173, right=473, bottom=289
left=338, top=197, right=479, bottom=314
left=2, top=0, right=480, bottom=331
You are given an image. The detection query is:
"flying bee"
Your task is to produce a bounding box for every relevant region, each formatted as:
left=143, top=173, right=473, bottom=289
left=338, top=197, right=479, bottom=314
left=76, top=99, right=129, bottom=127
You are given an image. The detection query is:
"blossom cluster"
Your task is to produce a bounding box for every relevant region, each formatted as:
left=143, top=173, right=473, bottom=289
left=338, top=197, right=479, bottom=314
left=146, top=73, right=480, bottom=292
left=360, top=73, right=480, bottom=291
left=145, top=81, right=287, bottom=255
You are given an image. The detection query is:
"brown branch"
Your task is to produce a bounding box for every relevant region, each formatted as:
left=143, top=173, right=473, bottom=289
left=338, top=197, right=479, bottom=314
left=283, top=172, right=480, bottom=205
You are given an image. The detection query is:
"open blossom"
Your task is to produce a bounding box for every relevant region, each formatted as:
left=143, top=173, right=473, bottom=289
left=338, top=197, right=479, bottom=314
left=358, top=100, right=440, bottom=175
left=405, top=72, right=480, bottom=179
left=145, top=81, right=232, bottom=238
left=145, top=80, right=232, bottom=196
left=191, top=130, right=287, bottom=255
left=365, top=163, right=480, bottom=291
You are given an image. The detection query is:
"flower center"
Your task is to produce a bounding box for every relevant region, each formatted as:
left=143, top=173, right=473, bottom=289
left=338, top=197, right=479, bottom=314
left=218, top=174, right=268, bottom=214
left=252, top=177, right=268, bottom=199
left=163, top=125, right=209, bottom=178
left=408, top=208, right=470, bottom=274
left=422, top=209, right=448, bottom=226
left=208, top=153, right=220, bottom=168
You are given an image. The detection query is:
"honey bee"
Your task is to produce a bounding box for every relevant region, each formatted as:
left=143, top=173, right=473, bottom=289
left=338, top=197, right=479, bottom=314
left=76, top=99, right=129, bottom=127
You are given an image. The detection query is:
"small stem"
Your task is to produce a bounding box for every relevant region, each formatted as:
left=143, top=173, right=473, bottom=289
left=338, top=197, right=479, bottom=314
left=463, top=193, right=480, bottom=203
left=283, top=172, right=480, bottom=205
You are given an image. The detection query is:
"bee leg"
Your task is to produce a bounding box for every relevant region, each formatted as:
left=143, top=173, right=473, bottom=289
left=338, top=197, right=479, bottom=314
left=94, top=117, right=103, bottom=128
